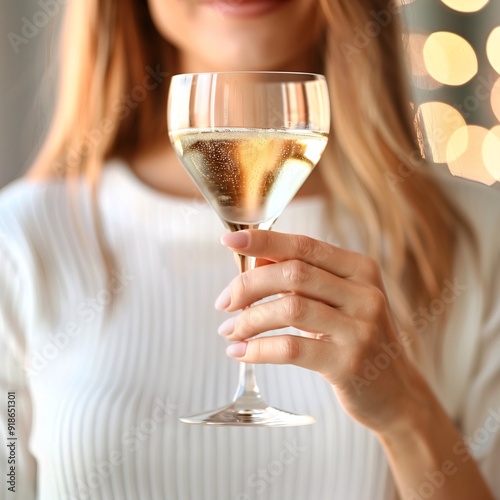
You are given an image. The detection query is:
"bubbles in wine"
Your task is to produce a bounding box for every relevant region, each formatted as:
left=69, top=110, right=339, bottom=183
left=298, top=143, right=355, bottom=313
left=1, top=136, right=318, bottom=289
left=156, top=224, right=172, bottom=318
left=170, top=128, right=327, bottom=226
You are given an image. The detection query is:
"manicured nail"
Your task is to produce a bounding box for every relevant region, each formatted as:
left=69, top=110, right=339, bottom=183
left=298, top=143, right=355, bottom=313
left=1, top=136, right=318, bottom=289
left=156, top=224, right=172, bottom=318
left=218, top=317, right=236, bottom=337
left=215, top=286, right=231, bottom=310
left=221, top=231, right=249, bottom=249
left=226, top=342, right=247, bottom=358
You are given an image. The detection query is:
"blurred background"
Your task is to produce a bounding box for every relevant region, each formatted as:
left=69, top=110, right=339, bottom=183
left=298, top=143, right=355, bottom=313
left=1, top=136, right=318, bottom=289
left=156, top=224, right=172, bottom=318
left=0, top=0, right=499, bottom=188
left=0, top=0, right=62, bottom=187
left=406, top=0, right=500, bottom=186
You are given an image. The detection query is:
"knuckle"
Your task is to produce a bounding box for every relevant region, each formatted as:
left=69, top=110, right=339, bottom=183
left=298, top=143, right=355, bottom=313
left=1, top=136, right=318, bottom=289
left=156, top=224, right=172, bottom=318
left=278, top=336, right=301, bottom=362
left=360, top=256, right=382, bottom=282
left=282, top=260, right=311, bottom=288
left=234, top=315, right=249, bottom=338
left=292, top=235, right=332, bottom=266
left=238, top=308, right=263, bottom=336
left=252, top=339, right=265, bottom=360
left=363, top=288, right=387, bottom=319
left=262, top=230, right=274, bottom=252
left=282, top=295, right=308, bottom=322
left=347, top=322, right=378, bottom=372
left=294, top=235, right=316, bottom=260
left=236, top=271, right=252, bottom=297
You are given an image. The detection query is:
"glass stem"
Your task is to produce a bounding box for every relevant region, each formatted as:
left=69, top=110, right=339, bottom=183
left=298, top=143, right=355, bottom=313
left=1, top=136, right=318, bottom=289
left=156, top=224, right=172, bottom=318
left=232, top=252, right=262, bottom=402
left=233, top=363, right=261, bottom=400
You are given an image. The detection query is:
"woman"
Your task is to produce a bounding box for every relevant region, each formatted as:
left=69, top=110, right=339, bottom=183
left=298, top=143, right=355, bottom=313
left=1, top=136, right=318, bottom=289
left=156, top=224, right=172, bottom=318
left=1, top=0, right=499, bottom=498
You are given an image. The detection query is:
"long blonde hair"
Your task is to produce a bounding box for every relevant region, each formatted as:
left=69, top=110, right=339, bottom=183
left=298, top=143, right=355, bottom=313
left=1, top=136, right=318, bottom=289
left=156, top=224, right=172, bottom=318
left=29, top=0, right=475, bottom=348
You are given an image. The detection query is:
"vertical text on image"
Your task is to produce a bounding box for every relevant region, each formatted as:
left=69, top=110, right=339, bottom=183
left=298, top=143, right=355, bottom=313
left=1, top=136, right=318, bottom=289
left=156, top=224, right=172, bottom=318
left=6, top=392, right=17, bottom=493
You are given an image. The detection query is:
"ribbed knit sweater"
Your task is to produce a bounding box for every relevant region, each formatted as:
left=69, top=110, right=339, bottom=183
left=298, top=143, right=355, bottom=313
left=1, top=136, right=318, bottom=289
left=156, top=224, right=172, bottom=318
left=1, top=161, right=500, bottom=500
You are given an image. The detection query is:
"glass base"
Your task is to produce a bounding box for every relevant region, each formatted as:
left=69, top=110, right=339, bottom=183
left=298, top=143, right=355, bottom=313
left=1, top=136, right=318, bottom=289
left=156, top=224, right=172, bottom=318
left=180, top=397, right=316, bottom=427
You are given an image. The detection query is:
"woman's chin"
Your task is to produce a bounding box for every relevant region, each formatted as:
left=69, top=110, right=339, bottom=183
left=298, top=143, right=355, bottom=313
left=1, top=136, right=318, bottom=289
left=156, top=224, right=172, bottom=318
left=178, top=50, right=317, bottom=74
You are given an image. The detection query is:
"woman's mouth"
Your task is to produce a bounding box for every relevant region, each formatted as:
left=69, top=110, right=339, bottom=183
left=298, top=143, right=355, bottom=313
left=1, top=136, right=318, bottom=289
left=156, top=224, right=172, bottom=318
left=202, top=0, right=292, bottom=17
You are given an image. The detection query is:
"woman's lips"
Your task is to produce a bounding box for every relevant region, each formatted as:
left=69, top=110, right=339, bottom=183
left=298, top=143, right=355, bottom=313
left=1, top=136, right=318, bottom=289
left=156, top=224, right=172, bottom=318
left=203, top=0, right=291, bottom=17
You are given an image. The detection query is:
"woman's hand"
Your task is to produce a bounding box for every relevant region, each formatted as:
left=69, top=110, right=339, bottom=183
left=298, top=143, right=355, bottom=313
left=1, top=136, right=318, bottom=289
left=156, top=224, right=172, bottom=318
left=215, top=229, right=431, bottom=434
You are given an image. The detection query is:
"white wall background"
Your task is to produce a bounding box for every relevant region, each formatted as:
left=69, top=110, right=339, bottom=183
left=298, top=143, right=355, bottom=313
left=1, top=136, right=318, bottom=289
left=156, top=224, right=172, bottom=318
left=0, top=0, right=61, bottom=187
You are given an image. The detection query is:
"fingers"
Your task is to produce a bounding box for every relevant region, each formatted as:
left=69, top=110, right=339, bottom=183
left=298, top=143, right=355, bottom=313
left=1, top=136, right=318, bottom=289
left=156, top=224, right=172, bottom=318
left=221, top=230, right=383, bottom=285
left=217, top=230, right=394, bottom=387
left=218, top=294, right=354, bottom=341
left=225, top=335, right=344, bottom=380
left=216, top=260, right=365, bottom=313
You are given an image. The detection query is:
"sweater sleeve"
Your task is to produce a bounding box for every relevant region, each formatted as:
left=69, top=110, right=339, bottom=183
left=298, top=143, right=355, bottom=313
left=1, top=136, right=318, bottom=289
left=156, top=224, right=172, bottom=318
left=0, top=240, right=37, bottom=499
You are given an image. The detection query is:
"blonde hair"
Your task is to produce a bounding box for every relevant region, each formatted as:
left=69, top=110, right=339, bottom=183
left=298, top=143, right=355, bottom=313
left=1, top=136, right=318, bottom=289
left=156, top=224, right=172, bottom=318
left=29, top=0, right=475, bottom=351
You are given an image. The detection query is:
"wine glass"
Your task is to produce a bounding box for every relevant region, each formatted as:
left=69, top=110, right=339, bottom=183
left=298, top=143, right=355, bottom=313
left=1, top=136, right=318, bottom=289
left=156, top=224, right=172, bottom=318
left=168, top=72, right=330, bottom=426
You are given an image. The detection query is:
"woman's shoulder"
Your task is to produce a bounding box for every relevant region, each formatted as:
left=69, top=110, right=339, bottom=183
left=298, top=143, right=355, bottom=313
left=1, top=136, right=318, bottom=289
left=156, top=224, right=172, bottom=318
left=422, top=171, right=500, bottom=419
left=0, top=175, right=87, bottom=262
left=0, top=175, right=70, bottom=213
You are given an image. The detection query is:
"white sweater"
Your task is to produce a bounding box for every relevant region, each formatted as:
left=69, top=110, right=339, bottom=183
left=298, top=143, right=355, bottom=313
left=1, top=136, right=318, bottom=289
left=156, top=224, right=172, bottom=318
left=1, top=160, right=500, bottom=500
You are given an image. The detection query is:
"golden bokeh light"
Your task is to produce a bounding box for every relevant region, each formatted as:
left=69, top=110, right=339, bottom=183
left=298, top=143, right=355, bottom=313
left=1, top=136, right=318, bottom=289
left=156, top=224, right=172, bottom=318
left=446, top=125, right=497, bottom=185
left=486, top=27, right=500, bottom=75
left=492, top=77, right=500, bottom=122
left=439, top=0, right=489, bottom=13
left=483, top=126, right=500, bottom=180
left=423, top=32, right=478, bottom=86
left=405, top=34, right=443, bottom=90
left=417, top=101, right=466, bottom=163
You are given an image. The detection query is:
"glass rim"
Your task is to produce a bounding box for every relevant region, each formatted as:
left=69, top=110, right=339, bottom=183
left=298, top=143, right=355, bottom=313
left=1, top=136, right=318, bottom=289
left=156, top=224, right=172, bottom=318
left=170, top=71, right=326, bottom=80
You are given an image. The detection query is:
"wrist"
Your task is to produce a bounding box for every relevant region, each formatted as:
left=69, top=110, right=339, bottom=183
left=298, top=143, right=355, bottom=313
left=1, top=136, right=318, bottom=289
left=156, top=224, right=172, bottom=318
left=372, top=371, right=494, bottom=500
left=375, top=370, right=440, bottom=450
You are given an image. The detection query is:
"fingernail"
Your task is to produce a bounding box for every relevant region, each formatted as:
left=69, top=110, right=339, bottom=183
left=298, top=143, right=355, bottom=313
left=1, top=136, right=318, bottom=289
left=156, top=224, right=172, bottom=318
left=218, top=317, right=236, bottom=337
left=221, top=231, right=249, bottom=249
left=215, top=286, right=231, bottom=310
left=226, top=342, right=247, bottom=358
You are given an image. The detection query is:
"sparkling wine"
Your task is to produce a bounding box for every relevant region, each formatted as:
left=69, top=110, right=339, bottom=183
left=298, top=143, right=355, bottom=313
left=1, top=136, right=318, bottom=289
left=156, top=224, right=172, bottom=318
left=170, top=128, right=328, bottom=228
